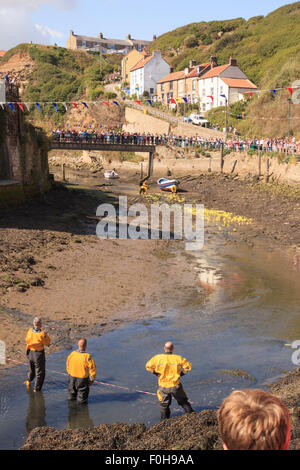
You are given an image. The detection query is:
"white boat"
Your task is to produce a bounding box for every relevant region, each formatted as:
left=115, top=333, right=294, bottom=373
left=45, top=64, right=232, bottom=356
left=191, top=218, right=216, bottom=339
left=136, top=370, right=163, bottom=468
left=104, top=170, right=119, bottom=179
left=157, top=178, right=179, bottom=192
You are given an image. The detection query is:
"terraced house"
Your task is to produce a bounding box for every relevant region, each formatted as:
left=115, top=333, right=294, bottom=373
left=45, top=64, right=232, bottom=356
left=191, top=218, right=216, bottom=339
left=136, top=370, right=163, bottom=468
left=157, top=56, right=257, bottom=110
left=198, top=57, right=257, bottom=113
left=130, top=51, right=170, bottom=98
left=67, top=31, right=152, bottom=54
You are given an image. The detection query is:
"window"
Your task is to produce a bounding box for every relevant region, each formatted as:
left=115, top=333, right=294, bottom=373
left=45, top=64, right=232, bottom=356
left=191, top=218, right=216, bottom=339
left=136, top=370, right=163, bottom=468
left=161, top=83, right=164, bottom=92
left=170, top=81, right=173, bottom=91
left=150, top=88, right=154, bottom=94
left=179, top=80, right=183, bottom=92
left=192, top=79, right=196, bottom=91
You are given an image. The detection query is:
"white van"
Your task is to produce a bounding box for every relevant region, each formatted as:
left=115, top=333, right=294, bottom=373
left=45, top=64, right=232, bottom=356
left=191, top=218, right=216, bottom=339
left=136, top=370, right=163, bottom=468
left=191, top=114, right=209, bottom=126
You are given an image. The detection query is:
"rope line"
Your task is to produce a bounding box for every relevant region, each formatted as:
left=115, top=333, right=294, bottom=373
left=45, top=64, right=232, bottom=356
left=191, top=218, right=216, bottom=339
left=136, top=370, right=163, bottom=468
left=5, top=357, right=200, bottom=407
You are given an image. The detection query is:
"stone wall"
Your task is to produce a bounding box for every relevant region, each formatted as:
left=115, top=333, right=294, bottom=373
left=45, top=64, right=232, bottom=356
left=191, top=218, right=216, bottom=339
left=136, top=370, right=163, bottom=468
left=0, top=103, right=51, bottom=206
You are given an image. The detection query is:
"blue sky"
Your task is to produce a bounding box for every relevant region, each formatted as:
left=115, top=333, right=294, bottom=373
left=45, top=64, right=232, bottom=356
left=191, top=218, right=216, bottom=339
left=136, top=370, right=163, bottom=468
left=0, top=0, right=296, bottom=50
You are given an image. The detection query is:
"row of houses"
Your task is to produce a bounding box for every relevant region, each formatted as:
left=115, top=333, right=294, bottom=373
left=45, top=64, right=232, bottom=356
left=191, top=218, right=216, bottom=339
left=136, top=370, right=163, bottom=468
left=67, top=30, right=153, bottom=55
left=122, top=50, right=257, bottom=112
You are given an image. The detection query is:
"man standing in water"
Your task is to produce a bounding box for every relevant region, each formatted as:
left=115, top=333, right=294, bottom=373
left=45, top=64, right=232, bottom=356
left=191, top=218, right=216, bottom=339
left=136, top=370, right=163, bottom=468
left=66, top=338, right=97, bottom=404
left=146, top=341, right=194, bottom=420
left=24, top=317, right=51, bottom=392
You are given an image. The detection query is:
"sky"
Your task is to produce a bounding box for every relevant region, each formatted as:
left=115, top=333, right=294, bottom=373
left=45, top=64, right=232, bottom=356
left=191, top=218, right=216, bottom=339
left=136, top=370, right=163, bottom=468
left=0, top=0, right=297, bottom=51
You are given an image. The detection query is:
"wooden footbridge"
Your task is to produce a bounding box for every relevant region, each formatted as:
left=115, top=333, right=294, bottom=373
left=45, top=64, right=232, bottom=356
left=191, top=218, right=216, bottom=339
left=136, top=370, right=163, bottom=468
left=49, top=141, right=156, bottom=177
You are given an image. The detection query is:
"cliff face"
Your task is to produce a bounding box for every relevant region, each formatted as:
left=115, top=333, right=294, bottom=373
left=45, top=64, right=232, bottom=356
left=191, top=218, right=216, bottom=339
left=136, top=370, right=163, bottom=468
left=0, top=85, right=50, bottom=205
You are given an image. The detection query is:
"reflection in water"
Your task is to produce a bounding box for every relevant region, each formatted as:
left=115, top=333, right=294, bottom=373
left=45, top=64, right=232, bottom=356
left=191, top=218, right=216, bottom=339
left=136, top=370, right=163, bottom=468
left=26, top=389, right=46, bottom=436
left=68, top=401, right=94, bottom=429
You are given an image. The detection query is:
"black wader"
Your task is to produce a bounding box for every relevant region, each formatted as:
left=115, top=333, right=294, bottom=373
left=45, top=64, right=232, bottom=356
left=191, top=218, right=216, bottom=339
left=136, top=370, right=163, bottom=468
left=159, top=383, right=194, bottom=420
left=68, top=376, right=90, bottom=404
left=27, top=349, right=46, bottom=391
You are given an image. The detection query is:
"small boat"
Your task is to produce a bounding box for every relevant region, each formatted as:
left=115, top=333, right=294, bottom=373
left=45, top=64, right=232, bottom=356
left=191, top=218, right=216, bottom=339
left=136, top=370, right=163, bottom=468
left=157, top=178, right=179, bottom=192
left=104, top=170, right=119, bottom=179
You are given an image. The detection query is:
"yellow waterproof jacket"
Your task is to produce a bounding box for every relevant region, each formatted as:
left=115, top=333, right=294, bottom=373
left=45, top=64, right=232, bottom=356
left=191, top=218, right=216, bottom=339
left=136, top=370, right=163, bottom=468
left=66, top=351, right=97, bottom=380
left=146, top=353, right=192, bottom=388
left=26, top=328, right=51, bottom=351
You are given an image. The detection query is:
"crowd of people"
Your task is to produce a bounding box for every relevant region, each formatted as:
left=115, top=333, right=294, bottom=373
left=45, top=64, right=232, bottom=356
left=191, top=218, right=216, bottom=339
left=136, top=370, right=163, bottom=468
left=25, top=317, right=292, bottom=451
left=51, top=128, right=300, bottom=155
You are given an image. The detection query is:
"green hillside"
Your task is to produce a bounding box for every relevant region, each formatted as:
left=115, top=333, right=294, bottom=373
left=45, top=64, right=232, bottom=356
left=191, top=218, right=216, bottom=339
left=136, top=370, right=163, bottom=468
left=151, top=2, right=300, bottom=137
left=0, top=44, right=121, bottom=119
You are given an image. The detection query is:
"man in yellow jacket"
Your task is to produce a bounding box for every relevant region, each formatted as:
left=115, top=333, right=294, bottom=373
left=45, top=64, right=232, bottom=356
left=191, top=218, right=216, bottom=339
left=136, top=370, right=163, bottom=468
left=66, top=338, right=97, bottom=405
left=146, top=341, right=194, bottom=420
left=25, top=317, right=51, bottom=392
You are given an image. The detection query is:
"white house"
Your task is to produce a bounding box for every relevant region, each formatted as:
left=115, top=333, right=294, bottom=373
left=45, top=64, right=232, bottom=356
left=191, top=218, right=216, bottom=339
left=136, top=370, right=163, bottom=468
left=198, top=57, right=257, bottom=113
left=130, top=51, right=170, bottom=98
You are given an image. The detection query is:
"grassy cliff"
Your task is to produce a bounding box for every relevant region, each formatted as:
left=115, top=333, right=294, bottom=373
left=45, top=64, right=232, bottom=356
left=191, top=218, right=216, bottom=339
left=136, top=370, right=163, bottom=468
left=0, top=44, right=121, bottom=121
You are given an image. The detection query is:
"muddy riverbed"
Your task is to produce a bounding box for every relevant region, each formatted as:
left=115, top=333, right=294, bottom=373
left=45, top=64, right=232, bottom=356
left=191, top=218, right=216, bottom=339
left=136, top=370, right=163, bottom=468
left=1, top=170, right=300, bottom=450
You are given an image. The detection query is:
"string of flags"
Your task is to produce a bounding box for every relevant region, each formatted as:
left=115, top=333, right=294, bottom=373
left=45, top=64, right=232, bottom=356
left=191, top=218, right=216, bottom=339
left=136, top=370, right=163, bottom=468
left=0, top=100, right=123, bottom=112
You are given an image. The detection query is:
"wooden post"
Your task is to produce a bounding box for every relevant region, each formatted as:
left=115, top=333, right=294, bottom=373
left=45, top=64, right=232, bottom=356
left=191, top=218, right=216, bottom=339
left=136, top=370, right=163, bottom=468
left=62, top=163, right=66, bottom=182
left=220, top=144, right=224, bottom=173
left=258, top=152, right=262, bottom=177
left=265, top=158, right=270, bottom=183
left=231, top=160, right=238, bottom=174
left=208, top=157, right=212, bottom=173
left=140, top=162, right=144, bottom=180
left=148, top=152, right=154, bottom=178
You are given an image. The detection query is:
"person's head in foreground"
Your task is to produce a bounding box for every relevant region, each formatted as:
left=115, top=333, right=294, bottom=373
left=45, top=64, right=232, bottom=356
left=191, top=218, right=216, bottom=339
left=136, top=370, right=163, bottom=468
left=218, top=389, right=290, bottom=450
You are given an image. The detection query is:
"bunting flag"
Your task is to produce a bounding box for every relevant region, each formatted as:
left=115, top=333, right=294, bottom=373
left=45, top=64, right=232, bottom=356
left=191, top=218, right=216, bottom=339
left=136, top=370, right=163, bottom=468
left=7, top=102, right=14, bottom=111
left=72, top=102, right=78, bottom=109
left=169, top=98, right=177, bottom=104
left=270, top=89, right=276, bottom=97
left=147, top=99, right=152, bottom=106
left=207, top=96, right=214, bottom=102
left=244, top=92, right=253, bottom=98
left=0, top=103, right=4, bottom=110
left=24, top=103, right=31, bottom=112
left=113, top=101, right=120, bottom=107
left=103, top=101, right=110, bottom=107
left=287, top=87, right=294, bottom=96
left=82, top=102, right=88, bottom=109
left=36, top=103, right=41, bottom=112
left=220, top=94, right=227, bottom=99
left=182, top=97, right=188, bottom=103
left=53, top=103, right=58, bottom=113
left=135, top=100, right=141, bottom=105
left=63, top=102, right=68, bottom=111
left=17, top=103, right=24, bottom=112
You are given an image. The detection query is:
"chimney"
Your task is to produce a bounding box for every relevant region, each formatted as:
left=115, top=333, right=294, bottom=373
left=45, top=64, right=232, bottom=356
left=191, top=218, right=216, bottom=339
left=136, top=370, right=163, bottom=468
left=99, top=33, right=104, bottom=39
left=210, top=55, right=218, bottom=69
left=229, top=56, right=237, bottom=66
left=189, top=60, right=197, bottom=68
left=153, top=34, right=157, bottom=41
left=127, top=34, right=131, bottom=40
left=170, top=67, right=174, bottom=73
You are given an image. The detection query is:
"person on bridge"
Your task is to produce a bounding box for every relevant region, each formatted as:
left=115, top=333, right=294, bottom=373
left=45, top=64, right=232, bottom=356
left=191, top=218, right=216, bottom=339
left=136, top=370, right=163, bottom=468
left=146, top=341, right=194, bottom=420
left=24, top=317, right=51, bottom=392
left=66, top=338, right=97, bottom=405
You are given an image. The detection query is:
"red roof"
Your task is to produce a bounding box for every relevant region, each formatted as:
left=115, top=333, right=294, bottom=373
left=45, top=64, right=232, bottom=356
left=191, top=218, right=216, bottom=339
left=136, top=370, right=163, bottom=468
left=157, top=70, right=185, bottom=84
left=200, top=64, right=230, bottom=79
left=0, top=51, right=6, bottom=57
left=221, top=78, right=257, bottom=89
left=130, top=54, right=153, bottom=71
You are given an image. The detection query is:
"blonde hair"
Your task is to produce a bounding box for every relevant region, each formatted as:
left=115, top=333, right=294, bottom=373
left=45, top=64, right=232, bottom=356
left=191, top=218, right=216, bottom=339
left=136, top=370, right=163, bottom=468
left=218, top=389, right=290, bottom=450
